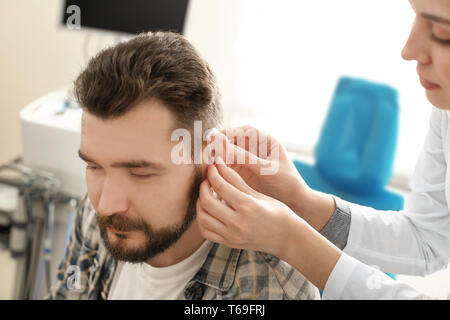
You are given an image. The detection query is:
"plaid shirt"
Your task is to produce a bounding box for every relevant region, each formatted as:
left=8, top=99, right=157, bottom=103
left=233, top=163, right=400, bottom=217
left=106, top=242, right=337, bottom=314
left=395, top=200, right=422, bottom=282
left=46, top=194, right=320, bottom=300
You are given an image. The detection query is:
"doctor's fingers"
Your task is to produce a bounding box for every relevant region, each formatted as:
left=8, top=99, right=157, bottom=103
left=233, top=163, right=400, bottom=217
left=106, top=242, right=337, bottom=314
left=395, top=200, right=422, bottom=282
left=203, top=138, right=257, bottom=173
left=207, top=161, right=258, bottom=209
left=202, top=132, right=230, bottom=165
left=196, top=197, right=227, bottom=244
left=202, top=132, right=272, bottom=179
left=224, top=143, right=273, bottom=177
left=197, top=181, right=256, bottom=250
left=198, top=178, right=238, bottom=226
left=220, top=125, right=275, bottom=159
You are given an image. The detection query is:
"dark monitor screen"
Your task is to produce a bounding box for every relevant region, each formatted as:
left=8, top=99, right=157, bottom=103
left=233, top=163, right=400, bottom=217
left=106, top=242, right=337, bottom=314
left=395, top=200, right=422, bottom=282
left=62, top=0, right=190, bottom=35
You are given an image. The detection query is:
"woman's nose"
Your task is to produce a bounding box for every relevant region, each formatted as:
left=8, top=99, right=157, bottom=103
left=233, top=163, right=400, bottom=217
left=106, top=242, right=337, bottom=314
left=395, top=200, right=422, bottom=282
left=401, top=17, right=432, bottom=65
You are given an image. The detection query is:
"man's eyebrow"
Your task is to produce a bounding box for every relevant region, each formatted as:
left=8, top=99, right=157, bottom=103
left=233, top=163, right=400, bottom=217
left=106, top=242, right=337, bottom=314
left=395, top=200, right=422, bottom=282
left=421, top=13, right=450, bottom=25
left=78, top=149, right=168, bottom=170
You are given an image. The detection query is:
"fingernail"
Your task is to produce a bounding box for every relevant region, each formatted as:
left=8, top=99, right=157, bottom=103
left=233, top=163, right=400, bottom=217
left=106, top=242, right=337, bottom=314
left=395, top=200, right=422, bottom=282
left=210, top=187, right=219, bottom=199
left=215, top=156, right=225, bottom=165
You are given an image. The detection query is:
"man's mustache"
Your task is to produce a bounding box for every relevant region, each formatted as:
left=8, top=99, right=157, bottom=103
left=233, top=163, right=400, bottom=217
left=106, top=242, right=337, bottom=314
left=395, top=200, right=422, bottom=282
left=96, top=213, right=147, bottom=232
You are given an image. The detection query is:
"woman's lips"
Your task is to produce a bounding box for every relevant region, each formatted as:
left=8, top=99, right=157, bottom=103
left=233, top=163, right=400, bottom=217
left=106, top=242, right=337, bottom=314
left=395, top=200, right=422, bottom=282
left=419, top=77, right=441, bottom=90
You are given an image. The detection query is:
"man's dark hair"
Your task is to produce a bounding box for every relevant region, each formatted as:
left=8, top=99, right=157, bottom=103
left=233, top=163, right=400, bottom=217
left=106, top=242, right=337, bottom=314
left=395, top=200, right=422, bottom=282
left=74, top=31, right=223, bottom=134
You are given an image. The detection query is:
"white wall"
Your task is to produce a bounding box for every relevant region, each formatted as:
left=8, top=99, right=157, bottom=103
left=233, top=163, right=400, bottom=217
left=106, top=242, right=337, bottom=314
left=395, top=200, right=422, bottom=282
left=1, top=0, right=85, bottom=164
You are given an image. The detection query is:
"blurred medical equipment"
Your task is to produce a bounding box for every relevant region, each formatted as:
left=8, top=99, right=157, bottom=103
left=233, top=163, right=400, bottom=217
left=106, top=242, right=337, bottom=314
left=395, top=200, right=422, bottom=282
left=293, top=76, right=404, bottom=211
left=0, top=183, right=18, bottom=251
left=0, top=87, right=85, bottom=299
left=21, top=88, right=85, bottom=197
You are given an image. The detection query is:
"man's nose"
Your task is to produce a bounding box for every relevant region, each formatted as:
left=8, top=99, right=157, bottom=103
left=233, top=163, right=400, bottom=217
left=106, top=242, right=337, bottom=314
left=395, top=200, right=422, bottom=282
left=96, top=176, right=128, bottom=216
left=401, top=17, right=431, bottom=65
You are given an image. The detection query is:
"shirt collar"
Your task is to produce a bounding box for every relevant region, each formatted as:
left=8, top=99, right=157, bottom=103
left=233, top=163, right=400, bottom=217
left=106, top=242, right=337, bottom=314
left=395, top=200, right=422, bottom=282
left=184, top=243, right=241, bottom=295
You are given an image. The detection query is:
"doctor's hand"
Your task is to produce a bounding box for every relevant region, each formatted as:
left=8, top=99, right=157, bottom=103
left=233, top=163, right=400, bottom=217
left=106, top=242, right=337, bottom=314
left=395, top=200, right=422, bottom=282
left=203, top=126, right=309, bottom=216
left=202, top=126, right=336, bottom=232
left=196, top=158, right=342, bottom=291
left=196, top=157, right=301, bottom=255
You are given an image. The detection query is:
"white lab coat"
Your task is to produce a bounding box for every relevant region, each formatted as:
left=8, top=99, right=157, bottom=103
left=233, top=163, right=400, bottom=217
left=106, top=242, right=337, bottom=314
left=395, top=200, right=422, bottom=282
left=322, top=107, right=450, bottom=299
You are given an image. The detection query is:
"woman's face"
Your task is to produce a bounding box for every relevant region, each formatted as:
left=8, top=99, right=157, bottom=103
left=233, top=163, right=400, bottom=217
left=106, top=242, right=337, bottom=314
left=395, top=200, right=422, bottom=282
left=402, top=0, right=450, bottom=110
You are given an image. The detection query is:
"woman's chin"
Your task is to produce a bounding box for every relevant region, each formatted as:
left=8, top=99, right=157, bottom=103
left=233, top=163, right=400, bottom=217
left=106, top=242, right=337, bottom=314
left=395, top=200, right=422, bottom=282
left=426, top=90, right=450, bottom=111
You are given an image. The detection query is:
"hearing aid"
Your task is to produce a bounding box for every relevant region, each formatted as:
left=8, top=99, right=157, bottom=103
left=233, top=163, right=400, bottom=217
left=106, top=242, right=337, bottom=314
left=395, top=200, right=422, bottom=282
left=204, top=127, right=221, bottom=142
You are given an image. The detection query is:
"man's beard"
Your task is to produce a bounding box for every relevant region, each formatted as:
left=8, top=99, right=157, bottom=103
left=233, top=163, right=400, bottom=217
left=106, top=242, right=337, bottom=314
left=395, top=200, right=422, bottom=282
left=96, top=167, right=203, bottom=263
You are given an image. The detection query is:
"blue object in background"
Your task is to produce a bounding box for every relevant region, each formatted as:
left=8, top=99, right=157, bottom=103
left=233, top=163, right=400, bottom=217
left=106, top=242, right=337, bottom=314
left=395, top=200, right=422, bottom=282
left=293, top=76, right=404, bottom=211
left=293, top=76, right=404, bottom=284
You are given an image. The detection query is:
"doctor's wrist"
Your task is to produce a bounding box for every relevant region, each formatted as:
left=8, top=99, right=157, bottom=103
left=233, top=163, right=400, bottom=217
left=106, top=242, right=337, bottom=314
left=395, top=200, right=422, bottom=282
left=278, top=211, right=342, bottom=291
left=291, top=188, right=336, bottom=232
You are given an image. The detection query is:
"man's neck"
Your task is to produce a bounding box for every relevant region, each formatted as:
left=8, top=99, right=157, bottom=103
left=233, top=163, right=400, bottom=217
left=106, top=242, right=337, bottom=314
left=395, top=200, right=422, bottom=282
left=145, top=220, right=206, bottom=267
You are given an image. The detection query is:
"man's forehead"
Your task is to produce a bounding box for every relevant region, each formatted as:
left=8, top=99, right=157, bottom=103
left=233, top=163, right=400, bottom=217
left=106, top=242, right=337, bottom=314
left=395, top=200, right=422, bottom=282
left=80, top=101, right=181, bottom=163
left=81, top=101, right=179, bottom=142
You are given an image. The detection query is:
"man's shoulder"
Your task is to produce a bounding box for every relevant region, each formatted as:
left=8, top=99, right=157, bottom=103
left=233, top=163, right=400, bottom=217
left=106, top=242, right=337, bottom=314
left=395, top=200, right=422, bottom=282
left=237, top=249, right=319, bottom=299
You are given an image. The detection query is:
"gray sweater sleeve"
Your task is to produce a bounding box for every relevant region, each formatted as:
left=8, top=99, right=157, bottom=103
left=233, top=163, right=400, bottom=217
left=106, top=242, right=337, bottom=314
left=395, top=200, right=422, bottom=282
left=319, top=196, right=352, bottom=250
